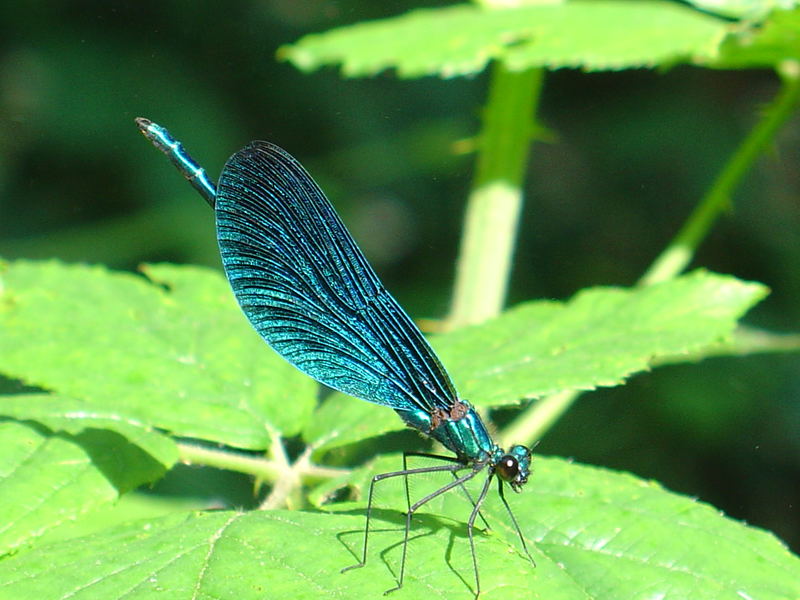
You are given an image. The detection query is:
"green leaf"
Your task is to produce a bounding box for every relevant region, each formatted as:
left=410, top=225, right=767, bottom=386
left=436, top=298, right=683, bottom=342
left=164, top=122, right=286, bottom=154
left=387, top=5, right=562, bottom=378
left=0, top=393, right=177, bottom=467
left=303, top=393, right=399, bottom=455
left=528, top=458, right=800, bottom=599
left=0, top=261, right=317, bottom=450
left=436, top=270, right=768, bottom=407
left=714, top=7, right=800, bottom=68
left=279, top=1, right=730, bottom=79
left=0, top=420, right=168, bottom=554
left=34, top=490, right=210, bottom=548
left=1, top=457, right=797, bottom=599
left=683, top=0, right=798, bottom=19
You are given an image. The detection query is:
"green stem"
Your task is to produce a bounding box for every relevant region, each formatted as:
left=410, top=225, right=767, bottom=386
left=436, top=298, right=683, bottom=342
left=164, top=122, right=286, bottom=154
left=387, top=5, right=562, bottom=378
left=449, top=64, right=544, bottom=327
left=500, top=390, right=576, bottom=449
left=503, top=66, right=800, bottom=447
left=177, top=442, right=347, bottom=483
left=639, top=65, right=800, bottom=286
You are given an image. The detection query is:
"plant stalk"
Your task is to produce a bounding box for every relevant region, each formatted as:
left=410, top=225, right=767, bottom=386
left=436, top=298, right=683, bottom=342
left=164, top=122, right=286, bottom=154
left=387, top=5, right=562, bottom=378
left=177, top=442, right=347, bottom=483
left=504, top=66, right=800, bottom=447
left=449, top=64, right=543, bottom=327
left=640, top=65, right=800, bottom=286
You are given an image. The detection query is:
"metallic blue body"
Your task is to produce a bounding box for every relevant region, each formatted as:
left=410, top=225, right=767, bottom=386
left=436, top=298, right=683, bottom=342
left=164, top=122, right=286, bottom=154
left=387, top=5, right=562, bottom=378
left=397, top=402, right=495, bottom=462
left=137, top=119, right=217, bottom=207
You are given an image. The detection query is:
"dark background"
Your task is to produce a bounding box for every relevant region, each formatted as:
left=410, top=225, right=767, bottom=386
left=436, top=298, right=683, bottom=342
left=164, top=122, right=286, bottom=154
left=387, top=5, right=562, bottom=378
left=1, top=1, right=798, bottom=551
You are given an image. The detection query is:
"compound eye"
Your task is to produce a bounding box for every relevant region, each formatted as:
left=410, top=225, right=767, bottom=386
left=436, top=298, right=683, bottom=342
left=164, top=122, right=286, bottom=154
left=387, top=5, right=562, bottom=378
left=496, top=455, right=519, bottom=482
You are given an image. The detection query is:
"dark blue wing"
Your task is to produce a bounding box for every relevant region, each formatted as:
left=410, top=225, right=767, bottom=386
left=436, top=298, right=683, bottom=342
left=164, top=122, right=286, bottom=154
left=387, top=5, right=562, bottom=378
left=215, top=141, right=458, bottom=413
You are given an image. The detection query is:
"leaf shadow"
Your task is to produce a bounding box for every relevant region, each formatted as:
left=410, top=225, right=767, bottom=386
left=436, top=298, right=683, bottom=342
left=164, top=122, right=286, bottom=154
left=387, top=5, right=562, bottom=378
left=74, top=427, right=167, bottom=493
left=2, top=419, right=167, bottom=493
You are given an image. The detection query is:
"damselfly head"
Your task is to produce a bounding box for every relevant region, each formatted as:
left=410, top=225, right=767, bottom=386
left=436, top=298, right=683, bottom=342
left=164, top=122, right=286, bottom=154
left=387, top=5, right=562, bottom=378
left=496, top=445, right=532, bottom=492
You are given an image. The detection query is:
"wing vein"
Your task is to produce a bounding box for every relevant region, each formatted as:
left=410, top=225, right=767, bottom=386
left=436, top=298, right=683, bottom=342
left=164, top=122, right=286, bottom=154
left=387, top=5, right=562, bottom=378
left=215, top=142, right=458, bottom=412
